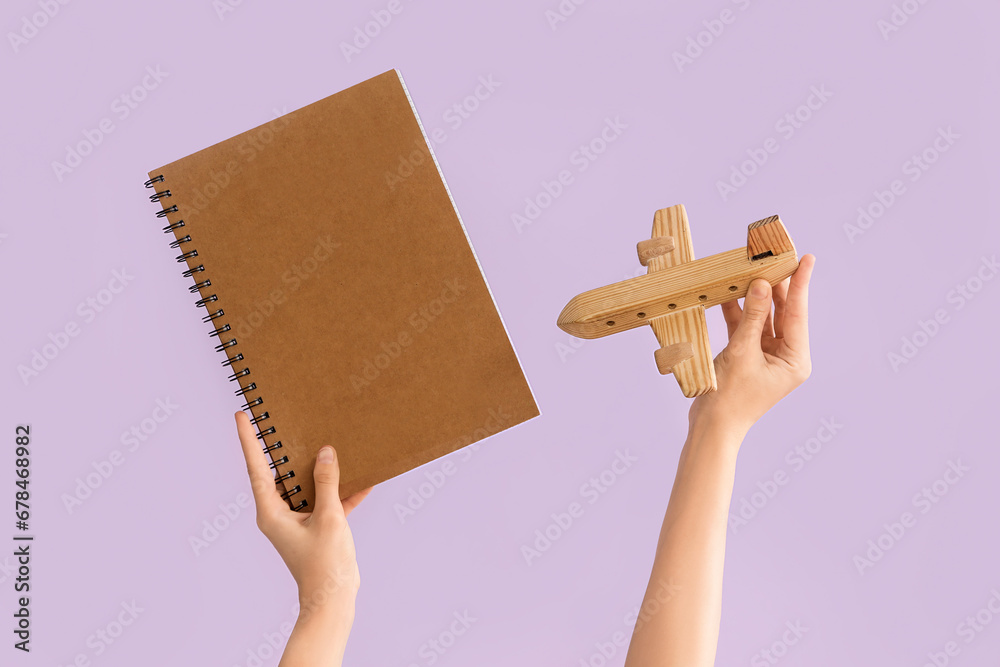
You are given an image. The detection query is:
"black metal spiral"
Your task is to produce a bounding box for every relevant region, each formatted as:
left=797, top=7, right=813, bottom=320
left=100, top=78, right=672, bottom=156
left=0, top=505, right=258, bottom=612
left=146, top=174, right=307, bottom=511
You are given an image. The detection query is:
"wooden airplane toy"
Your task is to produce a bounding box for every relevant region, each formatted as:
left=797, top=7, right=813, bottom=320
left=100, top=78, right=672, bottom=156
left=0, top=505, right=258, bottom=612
left=557, top=204, right=798, bottom=397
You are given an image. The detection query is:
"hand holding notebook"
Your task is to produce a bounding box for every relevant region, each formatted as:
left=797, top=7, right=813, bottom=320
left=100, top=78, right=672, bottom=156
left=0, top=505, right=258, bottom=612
left=145, top=70, right=539, bottom=510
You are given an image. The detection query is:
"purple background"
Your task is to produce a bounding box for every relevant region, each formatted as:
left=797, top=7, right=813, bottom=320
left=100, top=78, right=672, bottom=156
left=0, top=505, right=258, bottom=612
left=3, top=0, right=999, bottom=665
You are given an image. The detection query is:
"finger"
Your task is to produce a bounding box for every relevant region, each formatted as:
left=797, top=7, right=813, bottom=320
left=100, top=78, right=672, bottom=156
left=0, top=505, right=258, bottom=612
left=721, top=299, right=742, bottom=339
left=729, top=279, right=772, bottom=355
left=772, top=277, right=790, bottom=339
left=782, top=254, right=816, bottom=354
left=235, top=412, right=288, bottom=521
left=762, top=305, right=775, bottom=341
left=342, top=487, right=373, bottom=517
left=311, top=446, right=347, bottom=524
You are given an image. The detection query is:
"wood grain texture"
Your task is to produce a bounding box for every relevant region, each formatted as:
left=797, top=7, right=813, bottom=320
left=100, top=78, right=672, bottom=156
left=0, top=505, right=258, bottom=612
left=747, top=215, right=794, bottom=260
left=556, top=246, right=798, bottom=339
left=653, top=341, right=694, bottom=375
left=648, top=205, right=694, bottom=268
left=636, top=236, right=675, bottom=266
left=652, top=307, right=715, bottom=395
left=645, top=205, right=716, bottom=395
left=555, top=205, right=798, bottom=397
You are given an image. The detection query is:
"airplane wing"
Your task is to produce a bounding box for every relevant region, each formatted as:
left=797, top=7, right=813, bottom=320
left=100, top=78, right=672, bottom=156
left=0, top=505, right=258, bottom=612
left=642, top=204, right=717, bottom=397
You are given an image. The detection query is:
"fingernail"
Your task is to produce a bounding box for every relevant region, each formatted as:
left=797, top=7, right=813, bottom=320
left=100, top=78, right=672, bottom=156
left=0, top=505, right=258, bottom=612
left=750, top=280, right=768, bottom=299
left=317, top=446, right=333, bottom=464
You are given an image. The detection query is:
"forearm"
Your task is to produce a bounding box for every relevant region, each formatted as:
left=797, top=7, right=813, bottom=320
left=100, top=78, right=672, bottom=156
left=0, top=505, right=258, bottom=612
left=278, top=600, right=354, bottom=667
left=624, top=416, right=746, bottom=667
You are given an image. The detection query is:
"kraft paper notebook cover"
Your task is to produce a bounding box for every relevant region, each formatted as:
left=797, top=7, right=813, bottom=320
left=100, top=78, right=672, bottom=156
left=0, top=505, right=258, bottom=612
left=144, top=69, right=539, bottom=510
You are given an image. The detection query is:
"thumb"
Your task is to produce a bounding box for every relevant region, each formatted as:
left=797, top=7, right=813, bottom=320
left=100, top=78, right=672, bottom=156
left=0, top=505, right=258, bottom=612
left=311, top=446, right=346, bottom=523
left=731, top=279, right=772, bottom=354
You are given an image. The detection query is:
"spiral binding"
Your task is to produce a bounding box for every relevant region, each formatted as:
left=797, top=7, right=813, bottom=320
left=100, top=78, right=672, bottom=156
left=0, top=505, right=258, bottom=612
left=144, top=174, right=306, bottom=510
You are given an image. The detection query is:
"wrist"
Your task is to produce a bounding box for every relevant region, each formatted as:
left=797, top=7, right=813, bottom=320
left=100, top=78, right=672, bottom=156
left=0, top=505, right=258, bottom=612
left=687, top=405, right=750, bottom=450
left=296, top=593, right=355, bottom=633
left=284, top=597, right=354, bottom=666
left=296, top=578, right=357, bottom=631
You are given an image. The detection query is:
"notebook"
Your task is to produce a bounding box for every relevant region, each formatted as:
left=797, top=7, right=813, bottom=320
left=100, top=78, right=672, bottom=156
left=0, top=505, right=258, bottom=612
left=144, top=70, right=539, bottom=510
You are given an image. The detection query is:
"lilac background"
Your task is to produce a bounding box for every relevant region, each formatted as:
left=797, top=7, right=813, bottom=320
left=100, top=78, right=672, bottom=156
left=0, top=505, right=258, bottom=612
left=3, top=0, right=999, bottom=665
